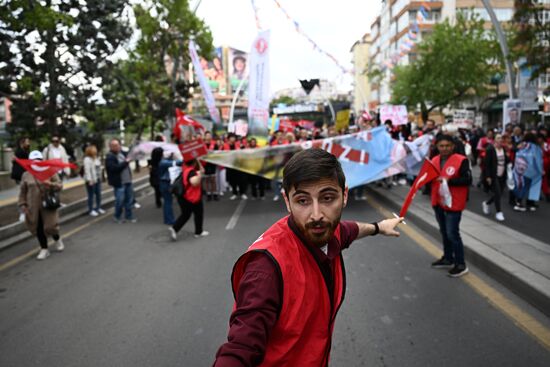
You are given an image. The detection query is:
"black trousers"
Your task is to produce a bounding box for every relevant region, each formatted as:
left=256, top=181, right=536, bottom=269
left=227, top=169, right=247, bottom=196
left=152, top=183, right=162, bottom=208
left=486, top=175, right=506, bottom=212
left=249, top=174, right=265, bottom=198
left=173, top=196, right=203, bottom=235
left=36, top=211, right=59, bottom=249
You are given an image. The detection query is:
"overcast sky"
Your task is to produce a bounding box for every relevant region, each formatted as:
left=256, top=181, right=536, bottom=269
left=194, top=0, right=381, bottom=93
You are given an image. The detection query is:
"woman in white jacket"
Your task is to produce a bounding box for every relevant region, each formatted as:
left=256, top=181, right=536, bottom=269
left=83, top=145, right=105, bottom=216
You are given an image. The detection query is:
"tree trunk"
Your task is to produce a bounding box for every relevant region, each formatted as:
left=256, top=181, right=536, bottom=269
left=420, top=102, right=429, bottom=124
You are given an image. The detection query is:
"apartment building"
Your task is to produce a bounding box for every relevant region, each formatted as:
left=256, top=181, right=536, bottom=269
left=367, top=0, right=516, bottom=108
left=350, top=33, right=372, bottom=114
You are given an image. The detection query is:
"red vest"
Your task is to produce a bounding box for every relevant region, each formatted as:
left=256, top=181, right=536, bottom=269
left=232, top=216, right=345, bottom=367
left=431, top=154, right=469, bottom=211
left=182, top=165, right=201, bottom=203
left=222, top=142, right=241, bottom=151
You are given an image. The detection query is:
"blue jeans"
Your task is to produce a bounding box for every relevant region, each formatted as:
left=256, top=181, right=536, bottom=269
left=159, top=180, right=175, bottom=225
left=114, top=183, right=134, bottom=220
left=433, top=206, right=465, bottom=265
left=86, top=182, right=101, bottom=212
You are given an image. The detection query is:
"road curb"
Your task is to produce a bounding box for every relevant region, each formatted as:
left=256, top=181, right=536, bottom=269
left=0, top=176, right=151, bottom=252
left=366, top=185, right=550, bottom=319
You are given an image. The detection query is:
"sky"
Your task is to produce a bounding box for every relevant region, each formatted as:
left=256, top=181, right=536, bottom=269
left=194, top=0, right=381, bottom=94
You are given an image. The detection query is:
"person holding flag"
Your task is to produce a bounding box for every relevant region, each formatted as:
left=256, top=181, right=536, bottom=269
left=430, top=134, right=472, bottom=278
left=17, top=151, right=67, bottom=260
left=214, top=149, right=403, bottom=366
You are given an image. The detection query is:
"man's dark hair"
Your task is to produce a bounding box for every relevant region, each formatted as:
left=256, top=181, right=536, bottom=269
left=435, top=134, right=455, bottom=144
left=154, top=135, right=164, bottom=142
left=227, top=133, right=237, bottom=140
left=283, top=149, right=346, bottom=194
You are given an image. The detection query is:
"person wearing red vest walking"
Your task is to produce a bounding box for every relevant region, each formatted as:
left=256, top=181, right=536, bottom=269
left=169, top=159, right=209, bottom=241
left=213, top=148, right=404, bottom=366
left=430, top=134, right=472, bottom=278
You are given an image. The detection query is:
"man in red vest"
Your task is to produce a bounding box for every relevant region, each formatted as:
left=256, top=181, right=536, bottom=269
left=430, top=134, right=472, bottom=278
left=214, top=148, right=404, bottom=366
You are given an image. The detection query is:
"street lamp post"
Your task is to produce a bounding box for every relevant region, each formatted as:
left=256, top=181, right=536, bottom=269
left=481, top=0, right=516, bottom=99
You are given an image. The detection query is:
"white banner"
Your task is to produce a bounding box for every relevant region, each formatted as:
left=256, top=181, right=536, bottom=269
left=189, top=40, right=221, bottom=124
left=452, top=109, right=475, bottom=129
left=380, top=105, right=408, bottom=125
left=247, top=30, right=271, bottom=136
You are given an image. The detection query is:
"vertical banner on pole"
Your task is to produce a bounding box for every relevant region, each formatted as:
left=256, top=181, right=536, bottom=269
left=248, top=30, right=271, bottom=139
left=189, top=40, right=221, bottom=124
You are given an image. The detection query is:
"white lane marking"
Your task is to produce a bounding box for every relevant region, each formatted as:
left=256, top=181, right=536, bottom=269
left=225, top=200, right=247, bottom=230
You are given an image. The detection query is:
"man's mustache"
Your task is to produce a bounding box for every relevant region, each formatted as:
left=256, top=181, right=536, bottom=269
left=306, top=220, right=330, bottom=229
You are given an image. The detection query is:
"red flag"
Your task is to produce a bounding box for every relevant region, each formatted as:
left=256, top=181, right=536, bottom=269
left=15, top=158, right=77, bottom=182
left=179, top=138, right=208, bottom=162
left=399, top=159, right=439, bottom=217
left=174, top=108, right=205, bottom=139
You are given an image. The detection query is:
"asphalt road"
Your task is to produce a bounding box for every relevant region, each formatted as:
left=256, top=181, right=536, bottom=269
left=1, top=191, right=549, bottom=366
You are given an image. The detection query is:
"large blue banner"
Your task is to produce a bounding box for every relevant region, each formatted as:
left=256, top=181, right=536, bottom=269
left=202, top=127, right=432, bottom=189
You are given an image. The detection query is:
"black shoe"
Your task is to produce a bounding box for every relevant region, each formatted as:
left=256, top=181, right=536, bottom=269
left=431, top=257, right=454, bottom=268
left=448, top=265, right=469, bottom=278
left=207, top=194, right=212, bottom=201
left=214, top=195, right=219, bottom=201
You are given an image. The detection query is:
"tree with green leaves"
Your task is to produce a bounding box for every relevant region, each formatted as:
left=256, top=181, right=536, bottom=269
left=390, top=13, right=502, bottom=122
left=270, top=95, right=297, bottom=108
left=96, top=0, right=214, bottom=141
left=513, top=0, right=550, bottom=80
left=0, top=0, right=132, bottom=145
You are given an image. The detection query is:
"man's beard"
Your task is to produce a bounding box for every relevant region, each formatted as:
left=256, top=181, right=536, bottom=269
left=293, top=211, right=342, bottom=248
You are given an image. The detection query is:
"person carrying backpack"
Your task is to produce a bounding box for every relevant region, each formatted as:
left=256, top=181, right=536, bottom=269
left=169, top=159, right=209, bottom=241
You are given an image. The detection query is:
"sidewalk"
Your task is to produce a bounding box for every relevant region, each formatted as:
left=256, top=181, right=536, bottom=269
left=0, top=168, right=149, bottom=227
left=365, top=181, right=550, bottom=318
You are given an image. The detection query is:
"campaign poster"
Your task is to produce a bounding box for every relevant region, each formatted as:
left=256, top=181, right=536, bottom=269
left=200, top=47, right=226, bottom=94
left=503, top=99, right=522, bottom=129
left=227, top=47, right=248, bottom=92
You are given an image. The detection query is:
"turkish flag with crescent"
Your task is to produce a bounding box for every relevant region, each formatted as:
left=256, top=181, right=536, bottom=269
left=15, top=158, right=77, bottom=182
left=173, top=108, right=205, bottom=142
left=399, top=159, right=439, bottom=217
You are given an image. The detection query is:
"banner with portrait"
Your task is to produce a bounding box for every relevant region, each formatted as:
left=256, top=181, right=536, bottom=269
left=202, top=126, right=432, bottom=188
left=189, top=40, right=221, bottom=124
left=503, top=99, right=522, bottom=130
left=227, top=47, right=248, bottom=92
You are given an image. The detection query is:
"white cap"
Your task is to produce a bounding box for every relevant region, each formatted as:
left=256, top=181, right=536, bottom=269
left=29, top=150, right=43, bottom=160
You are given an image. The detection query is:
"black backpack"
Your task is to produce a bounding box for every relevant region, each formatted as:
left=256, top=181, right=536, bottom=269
left=170, top=173, right=185, bottom=197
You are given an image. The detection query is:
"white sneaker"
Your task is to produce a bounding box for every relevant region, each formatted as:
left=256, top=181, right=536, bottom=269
left=19, top=213, right=26, bottom=222
left=89, top=210, right=99, bottom=217
left=495, top=212, right=505, bottom=222
left=229, top=195, right=238, bottom=200
left=169, top=227, right=177, bottom=241
left=36, top=249, right=50, bottom=260
left=273, top=195, right=280, bottom=202
left=482, top=201, right=490, bottom=215
left=55, top=239, right=65, bottom=252
left=97, top=208, right=106, bottom=214
left=134, top=202, right=141, bottom=209
left=194, top=231, right=210, bottom=238
left=241, top=194, right=248, bottom=200
left=398, top=178, right=407, bottom=186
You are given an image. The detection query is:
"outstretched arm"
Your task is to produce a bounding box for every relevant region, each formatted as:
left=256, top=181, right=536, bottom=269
left=356, top=217, right=404, bottom=239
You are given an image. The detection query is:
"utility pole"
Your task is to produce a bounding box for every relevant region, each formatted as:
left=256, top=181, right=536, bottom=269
left=481, top=0, right=516, bottom=99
